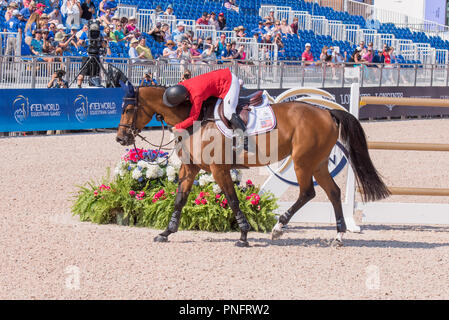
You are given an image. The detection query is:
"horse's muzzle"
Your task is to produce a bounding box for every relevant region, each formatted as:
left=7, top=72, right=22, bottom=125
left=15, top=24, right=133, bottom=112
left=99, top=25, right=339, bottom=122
left=116, top=134, right=134, bottom=146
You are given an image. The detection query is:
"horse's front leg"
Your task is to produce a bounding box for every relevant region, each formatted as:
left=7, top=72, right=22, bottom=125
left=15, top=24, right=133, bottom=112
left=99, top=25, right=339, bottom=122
left=154, top=164, right=200, bottom=242
left=210, top=165, right=251, bottom=247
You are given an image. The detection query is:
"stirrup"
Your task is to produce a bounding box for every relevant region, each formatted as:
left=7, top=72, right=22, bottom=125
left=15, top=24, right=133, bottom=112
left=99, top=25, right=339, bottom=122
left=230, top=113, right=247, bottom=132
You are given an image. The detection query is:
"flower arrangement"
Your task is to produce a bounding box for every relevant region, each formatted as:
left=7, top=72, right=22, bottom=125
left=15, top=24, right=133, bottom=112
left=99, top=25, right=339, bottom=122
left=72, top=148, right=278, bottom=232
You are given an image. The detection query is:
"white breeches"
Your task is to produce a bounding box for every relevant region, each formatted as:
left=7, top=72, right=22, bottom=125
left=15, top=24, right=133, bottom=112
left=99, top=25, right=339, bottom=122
left=223, top=73, right=241, bottom=121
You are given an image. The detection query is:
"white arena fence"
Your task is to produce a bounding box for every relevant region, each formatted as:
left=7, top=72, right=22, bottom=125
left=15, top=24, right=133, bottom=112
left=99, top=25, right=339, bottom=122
left=1, top=56, right=449, bottom=89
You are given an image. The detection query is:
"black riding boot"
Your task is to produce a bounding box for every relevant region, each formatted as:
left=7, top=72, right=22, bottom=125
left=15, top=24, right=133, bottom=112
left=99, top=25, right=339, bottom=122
left=230, top=113, right=248, bottom=151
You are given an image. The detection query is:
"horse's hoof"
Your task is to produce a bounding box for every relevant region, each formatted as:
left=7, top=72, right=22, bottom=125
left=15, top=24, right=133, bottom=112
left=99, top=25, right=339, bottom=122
left=331, top=232, right=344, bottom=247
left=271, top=222, right=284, bottom=240
left=235, top=240, right=250, bottom=247
left=154, top=235, right=168, bottom=243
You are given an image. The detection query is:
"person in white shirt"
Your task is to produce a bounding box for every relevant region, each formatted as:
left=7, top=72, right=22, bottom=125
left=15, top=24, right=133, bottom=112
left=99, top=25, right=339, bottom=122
left=128, top=38, right=143, bottom=63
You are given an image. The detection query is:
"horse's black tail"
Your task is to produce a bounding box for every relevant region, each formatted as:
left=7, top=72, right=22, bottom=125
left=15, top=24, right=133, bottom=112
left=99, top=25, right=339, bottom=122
left=329, top=109, right=390, bottom=202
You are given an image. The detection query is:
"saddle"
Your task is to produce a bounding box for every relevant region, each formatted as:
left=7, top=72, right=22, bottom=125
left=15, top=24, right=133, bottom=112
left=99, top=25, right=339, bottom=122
left=216, top=90, right=264, bottom=129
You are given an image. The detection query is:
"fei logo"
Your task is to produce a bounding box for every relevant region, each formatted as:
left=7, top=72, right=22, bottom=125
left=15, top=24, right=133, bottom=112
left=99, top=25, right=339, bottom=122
left=13, top=95, right=30, bottom=124
left=74, top=95, right=88, bottom=122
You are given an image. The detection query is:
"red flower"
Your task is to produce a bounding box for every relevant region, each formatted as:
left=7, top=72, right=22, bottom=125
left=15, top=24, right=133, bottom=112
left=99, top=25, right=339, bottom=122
left=195, top=199, right=201, bottom=205
left=201, top=198, right=208, bottom=205
left=215, top=194, right=221, bottom=199
left=246, top=179, right=253, bottom=186
left=129, top=190, right=136, bottom=196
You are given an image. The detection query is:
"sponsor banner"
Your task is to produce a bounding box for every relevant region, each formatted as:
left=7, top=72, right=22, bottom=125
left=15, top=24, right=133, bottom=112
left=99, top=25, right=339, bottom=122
left=241, top=86, right=449, bottom=119
left=0, top=88, right=161, bottom=132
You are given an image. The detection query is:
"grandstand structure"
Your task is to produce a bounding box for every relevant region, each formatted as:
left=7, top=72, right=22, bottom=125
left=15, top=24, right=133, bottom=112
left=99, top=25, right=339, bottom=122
left=1, top=0, right=449, bottom=88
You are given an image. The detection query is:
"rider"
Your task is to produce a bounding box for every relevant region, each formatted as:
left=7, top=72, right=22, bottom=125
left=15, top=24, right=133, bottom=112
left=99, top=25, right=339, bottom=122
left=162, top=68, right=248, bottom=149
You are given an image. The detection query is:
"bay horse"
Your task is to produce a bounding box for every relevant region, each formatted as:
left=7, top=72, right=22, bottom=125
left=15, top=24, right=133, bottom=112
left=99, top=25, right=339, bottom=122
left=116, top=82, right=390, bottom=247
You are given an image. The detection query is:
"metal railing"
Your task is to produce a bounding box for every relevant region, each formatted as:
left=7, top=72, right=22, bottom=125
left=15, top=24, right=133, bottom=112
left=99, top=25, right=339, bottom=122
left=1, top=55, right=448, bottom=89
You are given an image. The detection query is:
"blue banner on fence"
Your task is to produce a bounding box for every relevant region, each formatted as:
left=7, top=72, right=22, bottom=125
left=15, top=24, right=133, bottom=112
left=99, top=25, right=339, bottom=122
left=0, top=88, right=161, bottom=132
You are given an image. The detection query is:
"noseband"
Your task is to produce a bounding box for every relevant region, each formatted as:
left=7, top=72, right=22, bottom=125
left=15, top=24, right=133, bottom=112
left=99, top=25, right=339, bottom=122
left=118, top=86, right=176, bottom=163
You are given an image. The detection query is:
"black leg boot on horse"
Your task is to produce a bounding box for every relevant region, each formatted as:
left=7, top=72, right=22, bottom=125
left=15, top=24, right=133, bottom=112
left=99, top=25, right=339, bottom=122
left=230, top=113, right=249, bottom=151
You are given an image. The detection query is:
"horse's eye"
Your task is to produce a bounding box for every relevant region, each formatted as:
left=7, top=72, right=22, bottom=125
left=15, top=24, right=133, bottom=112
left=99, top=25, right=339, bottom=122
left=126, top=109, right=133, bottom=114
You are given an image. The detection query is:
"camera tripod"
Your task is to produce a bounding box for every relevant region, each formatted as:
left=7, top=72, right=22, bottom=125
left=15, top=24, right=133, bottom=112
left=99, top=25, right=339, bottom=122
left=69, top=54, right=116, bottom=88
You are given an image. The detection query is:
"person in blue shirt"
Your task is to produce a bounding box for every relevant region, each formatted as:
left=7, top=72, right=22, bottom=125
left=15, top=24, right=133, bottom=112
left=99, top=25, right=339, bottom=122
left=19, top=2, right=36, bottom=20
left=5, top=10, right=23, bottom=56
left=140, top=71, right=159, bottom=86
left=251, top=21, right=266, bottom=37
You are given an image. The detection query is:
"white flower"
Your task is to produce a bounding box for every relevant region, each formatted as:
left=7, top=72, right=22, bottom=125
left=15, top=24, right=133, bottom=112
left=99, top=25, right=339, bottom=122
left=119, top=169, right=125, bottom=177
left=212, top=184, right=221, bottom=194
left=137, top=160, right=148, bottom=169
left=157, top=167, right=164, bottom=178
left=169, top=155, right=182, bottom=170
left=231, top=169, right=242, bottom=183
left=132, top=168, right=143, bottom=180
left=145, top=166, right=159, bottom=179
left=166, top=165, right=176, bottom=177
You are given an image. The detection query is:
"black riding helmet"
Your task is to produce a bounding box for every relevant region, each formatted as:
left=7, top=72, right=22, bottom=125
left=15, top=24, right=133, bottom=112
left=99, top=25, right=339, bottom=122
left=163, top=84, right=189, bottom=108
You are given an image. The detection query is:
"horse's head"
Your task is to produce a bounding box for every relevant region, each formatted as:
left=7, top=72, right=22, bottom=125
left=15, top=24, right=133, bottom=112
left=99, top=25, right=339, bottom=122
left=116, top=81, right=155, bottom=146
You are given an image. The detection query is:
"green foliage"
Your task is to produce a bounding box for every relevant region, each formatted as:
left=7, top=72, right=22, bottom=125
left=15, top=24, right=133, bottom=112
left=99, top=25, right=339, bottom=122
left=72, top=149, right=278, bottom=232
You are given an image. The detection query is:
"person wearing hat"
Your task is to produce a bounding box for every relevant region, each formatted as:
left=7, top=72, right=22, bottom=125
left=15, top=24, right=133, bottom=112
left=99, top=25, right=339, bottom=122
left=163, top=68, right=249, bottom=149
left=39, top=13, right=49, bottom=30
left=5, top=10, right=23, bottom=56
left=128, top=37, right=143, bottom=63
left=251, top=21, right=266, bottom=37
left=5, top=3, right=19, bottom=22
left=302, top=43, right=314, bottom=66
left=264, top=8, right=275, bottom=23
left=201, top=36, right=216, bottom=63
left=172, top=21, right=186, bottom=43
left=81, top=0, right=96, bottom=25
left=66, top=0, right=82, bottom=29
left=148, top=21, right=165, bottom=43
left=263, top=20, right=273, bottom=34
left=236, top=26, right=246, bottom=38
left=140, top=70, right=158, bottom=87
left=217, top=12, right=227, bottom=30
left=162, top=40, right=179, bottom=63
left=35, top=3, right=46, bottom=15
left=19, top=1, right=36, bottom=20
left=125, top=16, right=140, bottom=38
left=164, top=4, right=174, bottom=16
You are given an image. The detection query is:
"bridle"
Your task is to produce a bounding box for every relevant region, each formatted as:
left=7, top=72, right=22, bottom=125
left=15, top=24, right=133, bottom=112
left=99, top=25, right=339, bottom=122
left=118, top=86, right=176, bottom=164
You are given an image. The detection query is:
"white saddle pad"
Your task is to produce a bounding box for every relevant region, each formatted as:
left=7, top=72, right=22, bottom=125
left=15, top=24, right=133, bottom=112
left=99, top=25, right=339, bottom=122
left=214, top=93, right=276, bottom=139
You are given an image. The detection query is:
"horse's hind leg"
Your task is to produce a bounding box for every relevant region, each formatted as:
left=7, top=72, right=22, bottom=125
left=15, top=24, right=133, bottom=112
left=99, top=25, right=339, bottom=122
left=271, top=164, right=316, bottom=240
left=154, top=164, right=200, bottom=242
left=210, top=165, right=251, bottom=247
left=313, top=161, right=346, bottom=247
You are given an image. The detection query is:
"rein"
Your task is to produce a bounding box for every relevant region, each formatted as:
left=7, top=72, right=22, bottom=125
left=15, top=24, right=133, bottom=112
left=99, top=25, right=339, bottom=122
left=118, top=86, right=177, bottom=165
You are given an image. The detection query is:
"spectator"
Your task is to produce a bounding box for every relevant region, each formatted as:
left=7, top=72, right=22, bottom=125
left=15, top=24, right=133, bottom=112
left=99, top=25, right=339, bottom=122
left=362, top=47, right=374, bottom=63
left=5, top=3, right=19, bottom=22
left=220, top=42, right=234, bottom=62
left=201, top=37, right=216, bottom=63
left=172, top=21, right=185, bottom=44
left=209, top=12, right=218, bottom=29
left=251, top=21, right=265, bottom=37
left=264, top=8, right=275, bottom=23
left=162, top=40, right=179, bottom=63
left=332, top=47, right=344, bottom=64
left=111, top=23, right=131, bottom=42
left=190, top=42, right=202, bottom=60
left=81, top=0, right=96, bottom=25
left=224, top=0, right=239, bottom=13
left=104, top=0, right=117, bottom=14
left=196, top=12, right=209, bottom=25
left=53, top=26, right=76, bottom=55
left=236, top=26, right=246, bottom=37
left=47, top=23, right=57, bottom=40
left=154, top=5, right=163, bottom=16
left=148, top=22, right=165, bottom=43
left=48, top=6, right=63, bottom=25
left=280, top=19, right=293, bottom=35
left=217, top=12, right=226, bottom=30
left=349, top=47, right=362, bottom=64
left=120, top=17, right=128, bottom=33
left=161, top=23, right=172, bottom=42
left=164, top=4, right=174, bottom=16
left=102, top=24, right=113, bottom=41
left=273, top=33, right=284, bottom=51
left=5, top=10, right=23, bottom=56
left=270, top=20, right=282, bottom=37
left=30, top=29, right=53, bottom=63
left=99, top=8, right=113, bottom=27
left=261, top=33, right=272, bottom=44
left=20, top=1, right=36, bottom=20
left=320, top=46, right=329, bottom=64
left=128, top=38, right=143, bottom=63
left=35, top=3, right=46, bottom=15
left=76, top=24, right=88, bottom=42
left=290, top=17, right=299, bottom=35
left=372, top=49, right=383, bottom=64
left=136, top=37, right=153, bottom=60
left=359, top=40, right=367, bottom=56
left=98, top=0, right=107, bottom=16
left=233, top=44, right=246, bottom=61
left=140, top=71, right=158, bottom=86
left=179, top=40, right=192, bottom=63
left=24, top=12, right=40, bottom=45
left=183, top=30, right=194, bottom=46
left=39, top=13, right=49, bottom=30
left=125, top=16, right=140, bottom=37
left=252, top=32, right=260, bottom=43
left=263, top=20, right=273, bottom=34
left=181, top=69, right=191, bottom=81
left=302, top=43, right=314, bottom=66
left=41, top=29, right=55, bottom=55
left=47, top=70, right=68, bottom=88
left=66, top=0, right=82, bottom=29
left=215, top=33, right=226, bottom=56
left=48, top=0, right=60, bottom=10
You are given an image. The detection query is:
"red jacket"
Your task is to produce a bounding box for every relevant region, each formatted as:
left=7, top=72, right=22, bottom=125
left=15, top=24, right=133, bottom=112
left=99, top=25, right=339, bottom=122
left=174, top=68, right=233, bottom=130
